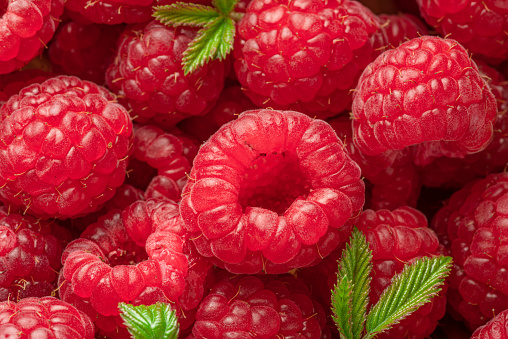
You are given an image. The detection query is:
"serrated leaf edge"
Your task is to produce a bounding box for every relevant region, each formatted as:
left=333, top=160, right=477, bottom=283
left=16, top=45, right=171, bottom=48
left=153, top=3, right=219, bottom=28
left=364, top=256, right=452, bottom=339
left=119, top=302, right=179, bottom=339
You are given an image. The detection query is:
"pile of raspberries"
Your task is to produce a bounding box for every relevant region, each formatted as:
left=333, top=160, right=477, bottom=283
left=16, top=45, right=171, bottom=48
left=1, top=0, right=508, bottom=338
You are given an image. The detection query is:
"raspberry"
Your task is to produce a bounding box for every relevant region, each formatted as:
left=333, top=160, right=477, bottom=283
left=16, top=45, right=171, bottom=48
left=375, top=13, right=428, bottom=52
left=180, top=109, right=364, bottom=274
left=417, top=0, right=508, bottom=62
left=106, top=21, right=227, bottom=127
left=64, top=0, right=211, bottom=25
left=328, top=115, right=420, bottom=210
left=59, top=198, right=208, bottom=337
left=0, top=0, right=65, bottom=74
left=431, top=172, right=508, bottom=330
left=420, top=60, right=508, bottom=188
left=0, top=69, right=52, bottom=98
left=48, top=21, right=124, bottom=84
left=0, top=75, right=133, bottom=219
left=0, top=208, right=69, bottom=302
left=189, top=273, right=329, bottom=338
left=128, top=124, right=197, bottom=201
left=352, top=36, right=497, bottom=167
left=234, top=0, right=380, bottom=119
left=471, top=308, right=508, bottom=339
left=178, top=86, right=258, bottom=143
left=0, top=296, right=94, bottom=338
left=303, top=207, right=446, bottom=338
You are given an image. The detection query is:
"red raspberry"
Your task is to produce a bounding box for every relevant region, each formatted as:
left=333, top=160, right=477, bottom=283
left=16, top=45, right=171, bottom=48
left=180, top=109, right=364, bottom=274
left=0, top=208, right=69, bottom=302
left=178, top=86, right=258, bottom=143
left=357, top=207, right=446, bottom=338
left=128, top=124, right=197, bottom=201
left=431, top=172, right=508, bottom=330
left=48, top=21, right=124, bottom=84
left=303, top=207, right=446, bottom=338
left=234, top=0, right=380, bottom=119
left=0, top=296, right=94, bottom=338
left=64, top=0, right=211, bottom=25
left=420, top=60, right=508, bottom=188
left=0, top=75, right=133, bottom=219
left=352, top=36, right=497, bottom=167
left=328, top=115, right=420, bottom=210
left=0, top=0, right=64, bottom=74
left=471, top=308, right=508, bottom=339
left=106, top=21, right=227, bottom=127
left=0, top=69, right=52, bottom=98
left=375, top=13, right=428, bottom=52
left=417, top=0, right=508, bottom=62
left=189, top=273, right=329, bottom=339
left=59, top=198, right=208, bottom=337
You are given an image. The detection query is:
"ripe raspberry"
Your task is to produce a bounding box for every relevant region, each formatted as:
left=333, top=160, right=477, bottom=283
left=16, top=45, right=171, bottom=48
left=59, top=198, right=208, bottom=337
left=375, top=13, right=428, bottom=52
left=106, top=21, right=227, bottom=127
left=420, top=60, right=508, bottom=188
left=0, top=0, right=65, bottom=74
left=180, top=109, right=364, bottom=274
left=128, top=124, right=197, bottom=201
left=178, top=86, right=258, bottom=143
left=431, top=172, right=508, bottom=330
left=0, top=75, right=133, bottom=219
left=234, top=0, right=380, bottom=119
left=48, top=21, right=124, bottom=84
left=64, top=0, right=211, bottom=25
left=0, top=296, right=94, bottom=338
left=0, top=208, right=69, bottom=302
left=357, top=207, right=447, bottom=338
left=189, top=273, right=329, bottom=338
left=417, top=0, right=508, bottom=62
left=0, top=69, right=52, bottom=99
left=352, top=36, right=497, bottom=167
left=471, top=308, right=508, bottom=339
left=328, top=115, right=420, bottom=210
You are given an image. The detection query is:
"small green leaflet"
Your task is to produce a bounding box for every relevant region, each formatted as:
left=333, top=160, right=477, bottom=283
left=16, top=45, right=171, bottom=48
left=332, top=228, right=373, bottom=339
left=331, top=229, right=453, bottom=339
left=119, top=302, right=179, bottom=339
left=365, top=256, right=452, bottom=338
left=153, top=0, right=238, bottom=75
left=153, top=3, right=219, bottom=28
left=182, top=16, right=235, bottom=75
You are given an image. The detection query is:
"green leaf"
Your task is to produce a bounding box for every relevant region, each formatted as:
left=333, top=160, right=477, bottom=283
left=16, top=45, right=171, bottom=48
left=365, top=256, right=452, bottom=339
left=213, top=0, right=237, bottom=15
left=332, top=228, right=373, bottom=339
left=331, top=275, right=353, bottom=339
left=182, top=16, right=235, bottom=75
left=119, top=302, right=179, bottom=339
left=153, top=3, right=220, bottom=28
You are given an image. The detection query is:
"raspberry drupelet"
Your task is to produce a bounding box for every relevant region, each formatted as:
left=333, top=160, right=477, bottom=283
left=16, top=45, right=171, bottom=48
left=432, top=172, right=508, bottom=330
left=417, top=0, right=508, bottom=62
left=352, top=36, right=497, bottom=167
left=189, top=273, right=330, bottom=339
left=0, top=0, right=65, bottom=74
left=0, top=296, right=95, bottom=338
left=180, top=109, right=365, bottom=274
left=234, top=0, right=380, bottom=119
left=0, top=75, right=133, bottom=219
left=106, top=21, right=228, bottom=127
